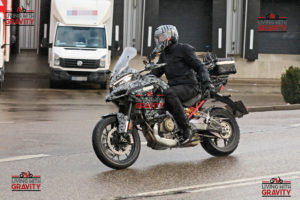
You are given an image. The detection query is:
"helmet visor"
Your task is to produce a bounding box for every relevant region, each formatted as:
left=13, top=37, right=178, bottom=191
left=155, top=33, right=168, bottom=46
left=154, top=32, right=169, bottom=53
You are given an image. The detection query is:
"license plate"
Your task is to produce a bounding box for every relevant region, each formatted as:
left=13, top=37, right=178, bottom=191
left=71, top=76, right=87, bottom=81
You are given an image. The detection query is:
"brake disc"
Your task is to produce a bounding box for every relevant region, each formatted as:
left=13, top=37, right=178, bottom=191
left=220, top=121, right=233, bottom=139
left=107, top=128, right=133, bottom=156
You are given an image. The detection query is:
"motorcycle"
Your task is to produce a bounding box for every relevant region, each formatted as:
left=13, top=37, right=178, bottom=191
left=92, top=47, right=248, bottom=169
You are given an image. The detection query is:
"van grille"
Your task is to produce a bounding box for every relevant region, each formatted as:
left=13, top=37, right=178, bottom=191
left=60, top=58, right=100, bottom=69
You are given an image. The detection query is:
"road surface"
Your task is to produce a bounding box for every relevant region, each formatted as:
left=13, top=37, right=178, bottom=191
left=0, top=88, right=299, bottom=200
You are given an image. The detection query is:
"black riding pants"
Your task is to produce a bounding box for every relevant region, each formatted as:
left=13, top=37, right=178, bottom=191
left=165, top=84, right=198, bottom=130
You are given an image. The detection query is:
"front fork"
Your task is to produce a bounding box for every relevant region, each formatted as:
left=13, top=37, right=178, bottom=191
left=124, top=102, right=133, bottom=132
left=116, top=102, right=133, bottom=135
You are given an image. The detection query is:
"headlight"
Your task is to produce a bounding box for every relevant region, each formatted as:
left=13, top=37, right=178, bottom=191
left=100, top=55, right=106, bottom=68
left=54, top=54, right=60, bottom=66
left=112, top=74, right=133, bottom=88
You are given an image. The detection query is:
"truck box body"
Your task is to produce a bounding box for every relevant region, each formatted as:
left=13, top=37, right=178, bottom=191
left=0, top=0, right=11, bottom=87
left=49, top=0, right=113, bottom=87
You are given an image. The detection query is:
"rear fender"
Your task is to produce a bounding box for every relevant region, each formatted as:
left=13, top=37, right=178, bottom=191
left=214, top=94, right=248, bottom=118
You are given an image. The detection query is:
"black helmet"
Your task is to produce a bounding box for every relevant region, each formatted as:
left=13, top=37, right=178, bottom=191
left=153, top=25, right=179, bottom=53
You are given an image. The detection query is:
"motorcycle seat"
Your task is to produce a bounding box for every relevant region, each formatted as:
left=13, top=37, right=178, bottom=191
left=182, top=94, right=202, bottom=107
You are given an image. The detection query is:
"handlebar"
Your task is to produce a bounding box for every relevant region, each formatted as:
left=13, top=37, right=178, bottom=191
left=146, top=63, right=167, bottom=70
left=138, top=62, right=167, bottom=73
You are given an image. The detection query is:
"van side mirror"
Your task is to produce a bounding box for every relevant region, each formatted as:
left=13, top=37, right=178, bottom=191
left=10, top=35, right=17, bottom=45
left=114, top=41, right=120, bottom=51
left=109, top=41, right=120, bottom=51
left=41, top=38, right=52, bottom=48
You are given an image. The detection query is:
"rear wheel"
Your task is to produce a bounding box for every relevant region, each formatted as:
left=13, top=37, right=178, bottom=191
left=92, top=116, right=141, bottom=169
left=201, top=108, right=240, bottom=157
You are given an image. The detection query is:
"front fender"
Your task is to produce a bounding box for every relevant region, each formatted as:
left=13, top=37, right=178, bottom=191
left=214, top=94, right=248, bottom=118
left=102, top=112, right=118, bottom=118
left=102, top=112, right=128, bottom=133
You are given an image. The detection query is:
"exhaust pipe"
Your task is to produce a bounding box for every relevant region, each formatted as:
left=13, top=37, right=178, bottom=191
left=153, top=124, right=178, bottom=147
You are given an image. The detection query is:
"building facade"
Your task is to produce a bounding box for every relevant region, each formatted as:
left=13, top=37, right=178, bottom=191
left=10, top=0, right=300, bottom=79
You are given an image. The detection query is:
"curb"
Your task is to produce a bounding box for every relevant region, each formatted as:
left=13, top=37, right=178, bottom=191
left=228, top=78, right=280, bottom=85
left=248, top=104, right=300, bottom=112
left=5, top=73, right=50, bottom=79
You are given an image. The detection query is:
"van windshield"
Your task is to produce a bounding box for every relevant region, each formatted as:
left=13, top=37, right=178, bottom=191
left=54, top=26, right=106, bottom=48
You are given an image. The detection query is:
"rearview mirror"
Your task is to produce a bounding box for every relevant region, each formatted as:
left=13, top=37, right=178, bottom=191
left=205, top=45, right=211, bottom=52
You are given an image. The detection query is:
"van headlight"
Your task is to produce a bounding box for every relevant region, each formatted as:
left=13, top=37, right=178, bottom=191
left=54, top=54, right=60, bottom=66
left=100, top=55, right=106, bottom=68
left=112, top=74, right=133, bottom=88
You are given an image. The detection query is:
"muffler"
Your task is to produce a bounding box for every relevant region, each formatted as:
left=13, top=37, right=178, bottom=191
left=153, top=124, right=178, bottom=147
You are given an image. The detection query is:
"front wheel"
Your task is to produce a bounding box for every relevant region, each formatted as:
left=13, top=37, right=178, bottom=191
left=201, top=108, right=240, bottom=157
left=92, top=116, right=141, bottom=169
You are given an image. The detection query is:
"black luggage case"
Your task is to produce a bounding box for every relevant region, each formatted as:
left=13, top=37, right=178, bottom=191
left=212, top=57, right=237, bottom=75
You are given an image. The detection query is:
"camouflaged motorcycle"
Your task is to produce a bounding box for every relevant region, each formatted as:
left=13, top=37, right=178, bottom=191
left=92, top=47, right=248, bottom=169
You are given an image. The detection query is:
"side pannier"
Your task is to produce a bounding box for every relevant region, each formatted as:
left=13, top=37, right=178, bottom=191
left=212, top=57, right=237, bottom=75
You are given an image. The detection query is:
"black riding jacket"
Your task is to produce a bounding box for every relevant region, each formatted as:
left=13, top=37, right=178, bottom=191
left=151, top=42, right=211, bottom=86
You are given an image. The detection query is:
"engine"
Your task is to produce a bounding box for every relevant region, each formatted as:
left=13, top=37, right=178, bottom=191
left=159, top=116, right=176, bottom=139
left=160, top=116, right=175, bottom=132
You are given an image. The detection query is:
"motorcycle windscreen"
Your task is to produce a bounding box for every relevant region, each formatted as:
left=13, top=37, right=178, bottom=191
left=111, top=47, right=137, bottom=77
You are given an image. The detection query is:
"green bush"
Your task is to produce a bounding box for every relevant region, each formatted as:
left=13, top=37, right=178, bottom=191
left=281, top=66, right=300, bottom=104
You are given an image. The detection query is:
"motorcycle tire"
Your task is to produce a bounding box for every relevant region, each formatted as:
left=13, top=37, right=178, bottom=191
left=92, top=116, right=141, bottom=169
left=201, top=107, right=240, bottom=157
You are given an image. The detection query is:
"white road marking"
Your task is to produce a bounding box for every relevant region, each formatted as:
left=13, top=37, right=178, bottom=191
left=290, top=123, right=300, bottom=128
left=0, top=154, right=49, bottom=163
left=189, top=176, right=299, bottom=193
left=119, top=171, right=300, bottom=199
left=226, top=88, right=239, bottom=92
left=141, top=142, right=147, bottom=145
left=0, top=121, right=15, bottom=124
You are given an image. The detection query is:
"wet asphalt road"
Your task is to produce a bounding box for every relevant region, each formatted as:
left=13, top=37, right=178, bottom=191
left=0, top=88, right=299, bottom=200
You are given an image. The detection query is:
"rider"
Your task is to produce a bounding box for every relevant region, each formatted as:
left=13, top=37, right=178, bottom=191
left=150, top=25, right=215, bottom=145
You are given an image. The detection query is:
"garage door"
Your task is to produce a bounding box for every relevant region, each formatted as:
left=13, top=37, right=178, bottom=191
left=159, top=0, right=212, bottom=51
left=258, top=0, right=300, bottom=54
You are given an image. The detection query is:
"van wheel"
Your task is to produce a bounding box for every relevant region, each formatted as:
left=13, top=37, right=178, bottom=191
left=100, top=82, right=107, bottom=89
left=50, top=80, right=59, bottom=88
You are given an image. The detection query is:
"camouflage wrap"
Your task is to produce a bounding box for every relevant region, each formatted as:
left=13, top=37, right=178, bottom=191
left=110, top=67, right=137, bottom=87
left=107, top=73, right=169, bottom=101
left=117, top=112, right=129, bottom=133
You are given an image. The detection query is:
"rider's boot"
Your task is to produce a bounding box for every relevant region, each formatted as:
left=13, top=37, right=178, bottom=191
left=180, top=126, right=192, bottom=145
